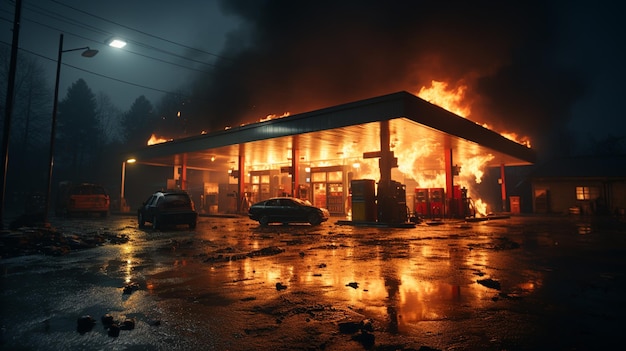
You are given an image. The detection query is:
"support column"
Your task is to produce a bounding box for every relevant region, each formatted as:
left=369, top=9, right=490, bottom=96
left=291, top=135, right=300, bottom=198
left=379, top=120, right=392, bottom=181
left=500, top=163, right=507, bottom=212
left=238, top=144, right=246, bottom=213
left=181, top=153, right=188, bottom=190
left=120, top=161, right=126, bottom=212
left=445, top=148, right=454, bottom=203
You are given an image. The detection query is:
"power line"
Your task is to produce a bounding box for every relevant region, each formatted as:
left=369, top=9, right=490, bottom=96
left=0, top=40, right=189, bottom=98
left=16, top=14, right=215, bottom=74
left=47, top=0, right=233, bottom=61
left=22, top=2, right=219, bottom=71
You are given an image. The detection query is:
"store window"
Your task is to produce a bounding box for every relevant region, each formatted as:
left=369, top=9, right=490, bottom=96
left=576, top=186, right=598, bottom=200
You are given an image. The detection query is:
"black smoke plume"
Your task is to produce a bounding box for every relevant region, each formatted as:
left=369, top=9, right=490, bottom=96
left=186, top=0, right=587, bottom=159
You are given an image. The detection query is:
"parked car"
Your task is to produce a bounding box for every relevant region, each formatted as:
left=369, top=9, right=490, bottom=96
left=137, top=190, right=198, bottom=230
left=248, top=197, right=330, bottom=226
left=55, top=182, right=110, bottom=217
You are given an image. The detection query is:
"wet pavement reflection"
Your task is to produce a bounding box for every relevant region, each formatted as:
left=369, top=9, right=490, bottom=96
left=2, top=214, right=626, bottom=350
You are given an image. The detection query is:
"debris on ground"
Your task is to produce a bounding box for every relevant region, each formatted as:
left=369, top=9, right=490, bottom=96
left=0, top=225, right=129, bottom=259
left=477, top=278, right=501, bottom=290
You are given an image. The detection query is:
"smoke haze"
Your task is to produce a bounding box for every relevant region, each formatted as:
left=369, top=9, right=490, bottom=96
left=187, top=0, right=591, bottom=158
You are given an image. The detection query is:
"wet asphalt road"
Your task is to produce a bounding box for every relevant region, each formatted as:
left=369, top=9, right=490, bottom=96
left=1, top=214, right=625, bottom=350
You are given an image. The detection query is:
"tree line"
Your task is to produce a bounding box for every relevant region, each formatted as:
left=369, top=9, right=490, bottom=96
left=0, top=47, right=190, bottom=212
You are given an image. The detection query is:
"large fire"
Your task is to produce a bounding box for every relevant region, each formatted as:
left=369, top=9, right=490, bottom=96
left=406, top=80, right=532, bottom=216
left=418, top=80, right=531, bottom=147
left=145, top=80, right=530, bottom=217
left=417, top=81, right=471, bottom=118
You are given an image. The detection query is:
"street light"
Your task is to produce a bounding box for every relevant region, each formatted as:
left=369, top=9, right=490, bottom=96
left=120, top=158, right=136, bottom=212
left=107, top=38, right=127, bottom=49
left=43, top=33, right=98, bottom=225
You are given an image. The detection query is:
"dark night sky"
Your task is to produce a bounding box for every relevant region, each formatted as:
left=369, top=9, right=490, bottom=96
left=2, top=0, right=625, bottom=158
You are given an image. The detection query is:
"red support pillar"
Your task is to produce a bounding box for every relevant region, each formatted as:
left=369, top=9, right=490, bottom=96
left=238, top=144, right=246, bottom=213
left=445, top=148, right=454, bottom=203
left=291, top=135, right=300, bottom=198
left=500, top=163, right=507, bottom=212
left=181, top=153, right=188, bottom=190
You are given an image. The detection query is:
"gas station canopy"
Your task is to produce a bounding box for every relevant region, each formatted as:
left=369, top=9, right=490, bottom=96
left=122, top=91, right=536, bottom=171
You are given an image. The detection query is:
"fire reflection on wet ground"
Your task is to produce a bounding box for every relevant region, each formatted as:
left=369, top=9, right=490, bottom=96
left=2, top=214, right=625, bottom=350
left=142, top=217, right=551, bottom=343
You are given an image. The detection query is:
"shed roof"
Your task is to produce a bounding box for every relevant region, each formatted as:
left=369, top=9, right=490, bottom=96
left=531, top=155, right=626, bottom=179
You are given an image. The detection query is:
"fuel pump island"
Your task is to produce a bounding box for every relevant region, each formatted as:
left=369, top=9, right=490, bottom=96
left=338, top=121, right=474, bottom=228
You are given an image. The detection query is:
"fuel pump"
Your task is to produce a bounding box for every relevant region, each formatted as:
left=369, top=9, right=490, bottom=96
left=377, top=180, right=408, bottom=224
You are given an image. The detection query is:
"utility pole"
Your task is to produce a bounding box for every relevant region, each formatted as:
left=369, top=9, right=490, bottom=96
left=0, top=0, right=22, bottom=230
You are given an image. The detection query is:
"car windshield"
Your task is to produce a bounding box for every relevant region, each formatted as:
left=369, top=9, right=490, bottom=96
left=162, top=194, right=192, bottom=209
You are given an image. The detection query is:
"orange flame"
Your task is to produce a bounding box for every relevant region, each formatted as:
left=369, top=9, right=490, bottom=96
left=147, top=134, right=172, bottom=146
left=418, top=80, right=531, bottom=148
left=260, top=112, right=291, bottom=122
left=417, top=80, right=472, bottom=117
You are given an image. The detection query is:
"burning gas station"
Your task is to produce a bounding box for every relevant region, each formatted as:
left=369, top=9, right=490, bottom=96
left=121, top=91, right=535, bottom=224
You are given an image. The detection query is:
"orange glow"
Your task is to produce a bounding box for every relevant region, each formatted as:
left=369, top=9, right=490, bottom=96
left=501, top=131, right=532, bottom=148
left=260, top=112, right=291, bottom=122
left=472, top=198, right=488, bottom=216
left=147, top=133, right=172, bottom=146
left=417, top=80, right=472, bottom=117
left=459, top=154, right=495, bottom=184
left=418, top=80, right=531, bottom=148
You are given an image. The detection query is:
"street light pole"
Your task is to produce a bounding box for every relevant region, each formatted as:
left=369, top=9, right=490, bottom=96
left=43, top=34, right=98, bottom=225
left=120, top=158, right=135, bottom=212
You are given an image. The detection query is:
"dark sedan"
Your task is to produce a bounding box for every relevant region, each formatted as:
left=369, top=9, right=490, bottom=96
left=138, top=190, right=198, bottom=230
left=248, top=197, right=330, bottom=226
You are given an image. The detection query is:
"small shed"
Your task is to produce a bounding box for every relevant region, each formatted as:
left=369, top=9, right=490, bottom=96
left=530, top=155, right=626, bottom=215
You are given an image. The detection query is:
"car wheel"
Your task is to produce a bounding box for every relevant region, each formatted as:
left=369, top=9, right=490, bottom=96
left=138, top=213, right=146, bottom=228
left=308, top=213, right=322, bottom=225
left=259, top=215, right=269, bottom=226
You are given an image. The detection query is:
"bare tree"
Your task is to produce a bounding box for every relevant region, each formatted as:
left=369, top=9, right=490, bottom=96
left=96, top=92, right=123, bottom=144
left=0, top=48, right=52, bottom=209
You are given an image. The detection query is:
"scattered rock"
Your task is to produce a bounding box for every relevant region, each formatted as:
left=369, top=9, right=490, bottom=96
left=76, top=315, right=96, bottom=334
left=352, top=331, right=375, bottom=349
left=498, top=292, right=522, bottom=300
left=346, top=282, right=359, bottom=289
left=338, top=319, right=374, bottom=334
left=121, top=318, right=136, bottom=330
left=101, top=314, right=114, bottom=327
left=361, top=319, right=374, bottom=332
left=123, top=282, right=140, bottom=294
left=107, top=323, right=120, bottom=337
left=338, top=321, right=361, bottom=334
left=0, top=225, right=129, bottom=258
left=477, top=278, right=501, bottom=290
left=248, top=246, right=285, bottom=257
